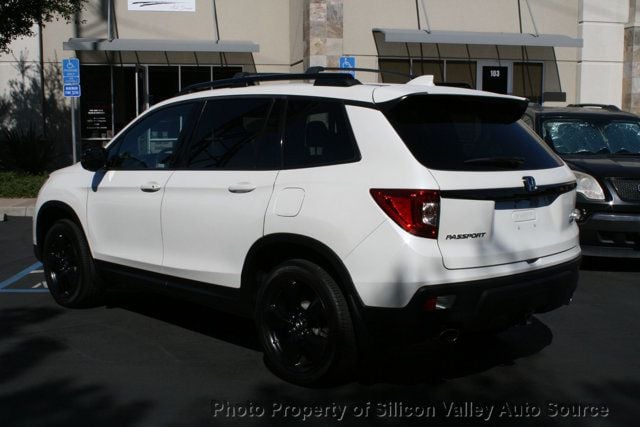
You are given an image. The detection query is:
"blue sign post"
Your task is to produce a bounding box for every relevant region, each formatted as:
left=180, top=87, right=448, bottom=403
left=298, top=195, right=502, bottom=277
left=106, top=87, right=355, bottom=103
left=339, top=56, right=356, bottom=77
left=62, top=58, right=81, bottom=163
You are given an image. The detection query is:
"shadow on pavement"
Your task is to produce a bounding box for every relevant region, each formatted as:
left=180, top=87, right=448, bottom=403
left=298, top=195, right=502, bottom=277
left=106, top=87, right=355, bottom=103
left=580, top=256, right=640, bottom=272
left=358, top=318, right=553, bottom=386
left=104, top=289, right=553, bottom=387
left=0, top=306, right=153, bottom=427
left=104, top=289, right=261, bottom=352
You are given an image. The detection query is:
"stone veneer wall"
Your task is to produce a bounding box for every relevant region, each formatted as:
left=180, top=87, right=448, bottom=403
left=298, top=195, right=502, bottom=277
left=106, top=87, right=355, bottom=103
left=624, top=1, right=640, bottom=114
left=303, top=0, right=344, bottom=69
left=623, top=27, right=639, bottom=113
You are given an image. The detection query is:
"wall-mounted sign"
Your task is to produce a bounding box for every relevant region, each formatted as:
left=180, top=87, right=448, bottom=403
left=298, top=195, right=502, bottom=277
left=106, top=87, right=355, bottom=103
left=482, top=66, right=508, bottom=95
left=339, top=56, right=356, bottom=77
left=128, top=1, right=195, bottom=12
left=82, top=104, right=111, bottom=139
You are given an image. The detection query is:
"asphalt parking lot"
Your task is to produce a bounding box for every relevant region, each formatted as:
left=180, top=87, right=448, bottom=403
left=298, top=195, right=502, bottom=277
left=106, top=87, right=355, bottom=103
left=1, top=216, right=639, bottom=426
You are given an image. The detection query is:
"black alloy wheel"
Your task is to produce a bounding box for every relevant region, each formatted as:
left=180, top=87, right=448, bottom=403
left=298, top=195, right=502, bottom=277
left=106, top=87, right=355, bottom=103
left=42, top=219, right=104, bottom=308
left=256, top=259, right=356, bottom=386
left=45, top=229, right=81, bottom=300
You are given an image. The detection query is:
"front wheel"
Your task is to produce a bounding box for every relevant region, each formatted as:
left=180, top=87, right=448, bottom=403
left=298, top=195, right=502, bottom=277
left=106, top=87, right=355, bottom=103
left=255, top=259, right=356, bottom=386
left=42, top=219, right=104, bottom=308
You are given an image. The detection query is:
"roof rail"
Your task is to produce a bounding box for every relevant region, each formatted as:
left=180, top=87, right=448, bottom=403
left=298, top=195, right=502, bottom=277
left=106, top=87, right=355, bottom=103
left=435, top=82, right=473, bottom=89
left=567, top=103, right=621, bottom=111
left=306, top=66, right=414, bottom=80
left=178, top=71, right=360, bottom=95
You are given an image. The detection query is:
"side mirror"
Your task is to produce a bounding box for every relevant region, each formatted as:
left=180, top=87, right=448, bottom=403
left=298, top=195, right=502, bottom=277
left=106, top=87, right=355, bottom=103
left=81, top=146, right=107, bottom=172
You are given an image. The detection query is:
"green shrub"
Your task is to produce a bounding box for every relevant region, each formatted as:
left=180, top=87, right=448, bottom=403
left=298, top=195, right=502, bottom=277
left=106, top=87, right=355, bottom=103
left=0, top=127, right=59, bottom=174
left=0, top=171, right=48, bottom=198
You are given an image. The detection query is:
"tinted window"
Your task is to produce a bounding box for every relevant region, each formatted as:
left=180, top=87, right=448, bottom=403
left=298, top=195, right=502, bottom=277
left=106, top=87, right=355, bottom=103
left=542, top=119, right=640, bottom=155
left=107, top=102, right=196, bottom=170
left=283, top=98, right=359, bottom=168
left=384, top=95, right=562, bottom=171
left=186, top=98, right=281, bottom=170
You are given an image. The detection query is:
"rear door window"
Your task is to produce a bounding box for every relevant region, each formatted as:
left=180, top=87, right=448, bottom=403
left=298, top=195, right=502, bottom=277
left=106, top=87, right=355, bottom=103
left=384, top=95, right=562, bottom=171
left=186, top=97, right=282, bottom=170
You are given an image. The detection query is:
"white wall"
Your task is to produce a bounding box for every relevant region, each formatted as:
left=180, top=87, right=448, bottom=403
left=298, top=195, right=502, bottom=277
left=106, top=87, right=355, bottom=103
left=578, top=0, right=629, bottom=106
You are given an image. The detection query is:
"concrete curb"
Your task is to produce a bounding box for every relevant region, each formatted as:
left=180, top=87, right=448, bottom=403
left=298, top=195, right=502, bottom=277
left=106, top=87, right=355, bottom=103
left=0, top=199, right=36, bottom=220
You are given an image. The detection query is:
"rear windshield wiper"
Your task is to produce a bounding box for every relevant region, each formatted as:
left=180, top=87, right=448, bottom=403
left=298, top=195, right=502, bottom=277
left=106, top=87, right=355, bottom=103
left=463, top=157, right=525, bottom=168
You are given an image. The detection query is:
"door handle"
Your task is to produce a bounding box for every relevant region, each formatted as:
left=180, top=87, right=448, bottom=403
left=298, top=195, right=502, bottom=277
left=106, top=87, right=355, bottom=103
left=228, top=182, right=256, bottom=193
left=140, top=182, right=162, bottom=193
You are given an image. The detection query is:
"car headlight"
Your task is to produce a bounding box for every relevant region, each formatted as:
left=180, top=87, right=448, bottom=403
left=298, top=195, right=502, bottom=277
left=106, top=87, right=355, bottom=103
left=573, top=171, right=605, bottom=200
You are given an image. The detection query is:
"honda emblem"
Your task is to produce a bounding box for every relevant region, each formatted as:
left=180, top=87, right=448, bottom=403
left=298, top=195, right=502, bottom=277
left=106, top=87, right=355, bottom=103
left=523, top=176, right=537, bottom=193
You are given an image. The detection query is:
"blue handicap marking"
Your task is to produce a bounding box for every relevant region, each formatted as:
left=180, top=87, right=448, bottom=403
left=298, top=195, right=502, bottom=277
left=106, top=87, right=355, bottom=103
left=339, top=56, right=356, bottom=77
left=63, top=84, right=81, bottom=98
left=0, top=262, right=48, bottom=293
left=62, top=58, right=80, bottom=85
left=62, top=58, right=79, bottom=73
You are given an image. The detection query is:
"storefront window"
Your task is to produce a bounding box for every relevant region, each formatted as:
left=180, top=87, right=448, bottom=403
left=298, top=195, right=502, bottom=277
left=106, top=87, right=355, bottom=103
left=514, top=62, right=543, bottom=104
left=148, top=66, right=179, bottom=105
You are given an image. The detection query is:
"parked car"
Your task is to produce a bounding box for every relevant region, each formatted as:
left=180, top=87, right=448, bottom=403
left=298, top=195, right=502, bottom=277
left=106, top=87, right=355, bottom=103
left=34, top=71, right=581, bottom=386
left=524, top=104, right=640, bottom=258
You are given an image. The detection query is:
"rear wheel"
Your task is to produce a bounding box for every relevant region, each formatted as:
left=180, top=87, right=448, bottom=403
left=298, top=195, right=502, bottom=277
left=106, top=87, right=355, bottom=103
left=42, top=219, right=104, bottom=308
left=255, top=259, right=356, bottom=386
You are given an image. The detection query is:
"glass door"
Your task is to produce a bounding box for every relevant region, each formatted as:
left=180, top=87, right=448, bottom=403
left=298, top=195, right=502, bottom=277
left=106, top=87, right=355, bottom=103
left=477, top=61, right=512, bottom=95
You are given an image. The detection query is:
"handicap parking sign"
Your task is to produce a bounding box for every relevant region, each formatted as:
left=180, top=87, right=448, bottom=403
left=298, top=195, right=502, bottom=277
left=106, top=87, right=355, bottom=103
left=62, top=58, right=80, bottom=85
left=63, top=84, right=81, bottom=97
left=339, top=56, right=356, bottom=77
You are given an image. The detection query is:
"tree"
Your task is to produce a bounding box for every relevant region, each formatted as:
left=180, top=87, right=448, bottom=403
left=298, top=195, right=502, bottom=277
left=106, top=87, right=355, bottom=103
left=1, top=0, right=87, bottom=138
left=0, top=0, right=86, bottom=53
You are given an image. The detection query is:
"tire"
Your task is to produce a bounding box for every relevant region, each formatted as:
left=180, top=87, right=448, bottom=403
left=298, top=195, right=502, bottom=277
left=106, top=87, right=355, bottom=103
left=42, top=219, right=104, bottom=308
left=255, top=259, right=356, bottom=386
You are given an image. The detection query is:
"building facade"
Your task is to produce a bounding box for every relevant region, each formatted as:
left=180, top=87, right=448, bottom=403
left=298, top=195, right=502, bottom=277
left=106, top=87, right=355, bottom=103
left=0, top=0, right=635, bottom=157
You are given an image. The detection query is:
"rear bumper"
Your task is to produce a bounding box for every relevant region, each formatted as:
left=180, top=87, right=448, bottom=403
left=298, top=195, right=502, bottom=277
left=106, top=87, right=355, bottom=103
left=579, top=212, right=640, bottom=258
left=359, top=257, right=580, bottom=343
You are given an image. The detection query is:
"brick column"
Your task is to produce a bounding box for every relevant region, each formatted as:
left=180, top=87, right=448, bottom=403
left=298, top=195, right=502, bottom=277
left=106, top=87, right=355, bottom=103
left=303, top=0, right=343, bottom=70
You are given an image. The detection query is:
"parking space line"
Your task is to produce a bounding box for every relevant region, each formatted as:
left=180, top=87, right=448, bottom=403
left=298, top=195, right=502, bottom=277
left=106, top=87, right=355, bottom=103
left=0, top=262, right=43, bottom=290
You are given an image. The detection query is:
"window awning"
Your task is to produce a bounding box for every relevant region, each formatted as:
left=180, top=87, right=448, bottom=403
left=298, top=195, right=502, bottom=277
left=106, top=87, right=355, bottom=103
left=372, top=29, right=582, bottom=102
left=63, top=38, right=259, bottom=53
left=63, top=38, right=259, bottom=68
left=373, top=29, right=582, bottom=48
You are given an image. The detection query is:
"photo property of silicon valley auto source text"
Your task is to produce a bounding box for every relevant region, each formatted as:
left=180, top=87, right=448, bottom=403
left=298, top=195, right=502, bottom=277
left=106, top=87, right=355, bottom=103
left=0, top=1, right=639, bottom=426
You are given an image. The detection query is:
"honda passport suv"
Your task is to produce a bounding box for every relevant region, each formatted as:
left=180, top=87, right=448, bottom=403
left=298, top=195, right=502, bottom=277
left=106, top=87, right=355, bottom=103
left=34, top=70, right=581, bottom=386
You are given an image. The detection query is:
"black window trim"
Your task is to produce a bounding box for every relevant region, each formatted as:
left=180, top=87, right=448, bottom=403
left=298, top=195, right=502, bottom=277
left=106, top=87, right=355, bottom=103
left=176, top=94, right=366, bottom=172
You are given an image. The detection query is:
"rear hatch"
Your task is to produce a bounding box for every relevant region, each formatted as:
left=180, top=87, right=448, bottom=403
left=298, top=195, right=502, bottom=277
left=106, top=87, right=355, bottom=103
left=382, top=92, right=578, bottom=269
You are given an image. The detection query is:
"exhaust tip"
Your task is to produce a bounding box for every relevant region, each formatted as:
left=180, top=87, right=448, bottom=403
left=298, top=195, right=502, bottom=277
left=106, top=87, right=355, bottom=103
left=438, top=328, right=460, bottom=344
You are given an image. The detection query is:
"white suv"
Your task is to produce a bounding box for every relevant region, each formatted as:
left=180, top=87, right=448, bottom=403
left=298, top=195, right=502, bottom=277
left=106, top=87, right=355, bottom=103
left=34, top=71, right=581, bottom=386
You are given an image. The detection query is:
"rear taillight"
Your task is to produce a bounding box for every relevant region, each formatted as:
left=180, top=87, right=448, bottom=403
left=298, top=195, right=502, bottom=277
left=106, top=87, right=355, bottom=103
left=370, top=189, right=440, bottom=239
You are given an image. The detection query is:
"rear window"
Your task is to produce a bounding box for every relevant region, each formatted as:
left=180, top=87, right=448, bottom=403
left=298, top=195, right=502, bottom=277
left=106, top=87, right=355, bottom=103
left=384, top=95, right=563, bottom=171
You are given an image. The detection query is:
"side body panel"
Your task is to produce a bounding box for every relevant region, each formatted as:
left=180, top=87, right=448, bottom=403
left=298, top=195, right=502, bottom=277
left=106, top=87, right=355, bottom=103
left=161, top=170, right=278, bottom=287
